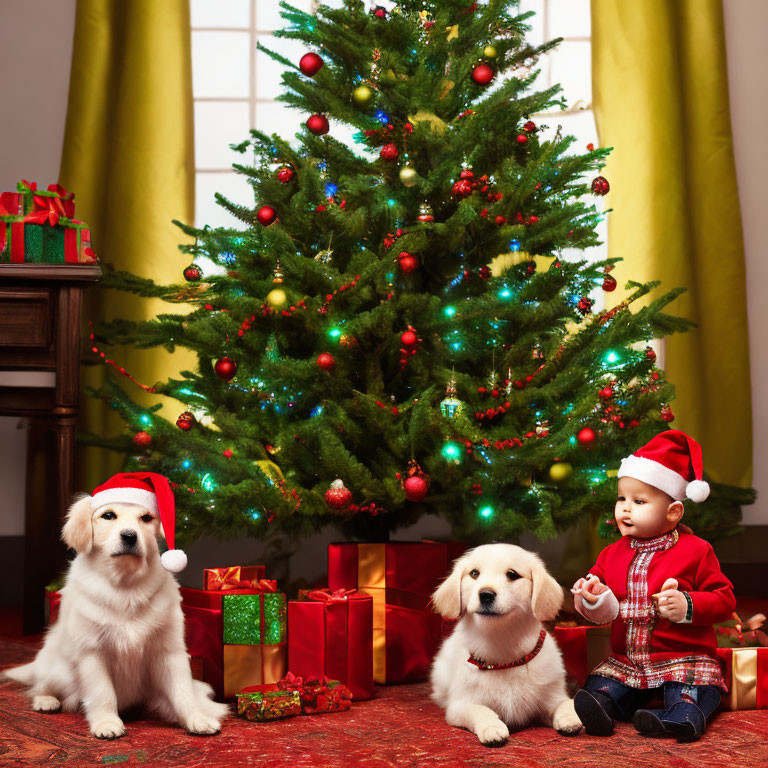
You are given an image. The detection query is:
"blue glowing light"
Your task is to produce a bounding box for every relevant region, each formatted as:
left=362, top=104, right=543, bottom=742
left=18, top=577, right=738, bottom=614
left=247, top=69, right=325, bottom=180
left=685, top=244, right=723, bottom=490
left=451, top=342, right=462, bottom=351
left=325, top=183, right=338, bottom=197
left=569, top=436, right=577, bottom=445
left=509, top=239, right=521, bottom=252
left=387, top=199, right=396, bottom=208
left=310, top=405, right=324, bottom=418
left=181, top=459, right=192, bottom=470
left=201, top=473, right=217, bottom=492
left=375, top=110, right=389, bottom=124
left=498, top=287, right=512, bottom=299
left=218, top=251, right=237, bottom=265
left=249, top=509, right=261, bottom=521
left=139, top=414, right=151, bottom=426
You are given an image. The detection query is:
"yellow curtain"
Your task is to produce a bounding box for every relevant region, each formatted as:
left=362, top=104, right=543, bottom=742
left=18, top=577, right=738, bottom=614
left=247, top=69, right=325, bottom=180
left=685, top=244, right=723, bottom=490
left=60, top=0, right=195, bottom=489
left=591, top=0, right=752, bottom=488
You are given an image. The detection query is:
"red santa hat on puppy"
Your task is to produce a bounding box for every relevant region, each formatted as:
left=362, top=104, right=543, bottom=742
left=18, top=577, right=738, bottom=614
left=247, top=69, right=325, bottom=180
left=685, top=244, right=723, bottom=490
left=90, top=472, right=187, bottom=572
left=617, top=429, right=710, bottom=503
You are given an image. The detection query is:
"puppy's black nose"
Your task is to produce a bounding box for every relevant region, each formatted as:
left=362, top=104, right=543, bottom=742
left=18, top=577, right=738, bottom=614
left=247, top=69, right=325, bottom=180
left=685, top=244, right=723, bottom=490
left=479, top=589, right=496, bottom=606
left=120, top=529, right=138, bottom=547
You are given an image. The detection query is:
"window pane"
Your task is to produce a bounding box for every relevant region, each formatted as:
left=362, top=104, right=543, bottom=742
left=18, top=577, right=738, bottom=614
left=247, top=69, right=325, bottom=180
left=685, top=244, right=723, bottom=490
left=191, top=0, right=251, bottom=28
left=547, top=0, right=590, bottom=39
left=192, top=31, right=250, bottom=98
left=548, top=40, right=591, bottom=109
left=195, top=101, right=251, bottom=170
left=196, top=172, right=253, bottom=230
left=517, top=0, right=545, bottom=48
left=256, top=34, right=306, bottom=100
left=254, top=102, right=305, bottom=141
left=256, top=0, right=315, bottom=31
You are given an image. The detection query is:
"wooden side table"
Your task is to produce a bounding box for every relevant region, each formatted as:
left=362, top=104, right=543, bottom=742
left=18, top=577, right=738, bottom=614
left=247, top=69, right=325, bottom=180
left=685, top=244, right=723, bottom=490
left=0, top=263, right=101, bottom=633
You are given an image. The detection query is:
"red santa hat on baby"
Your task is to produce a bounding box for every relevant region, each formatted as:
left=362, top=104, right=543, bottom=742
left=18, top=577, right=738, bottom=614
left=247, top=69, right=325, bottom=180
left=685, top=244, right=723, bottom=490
left=617, top=429, right=710, bottom=503
left=90, top=472, right=187, bottom=572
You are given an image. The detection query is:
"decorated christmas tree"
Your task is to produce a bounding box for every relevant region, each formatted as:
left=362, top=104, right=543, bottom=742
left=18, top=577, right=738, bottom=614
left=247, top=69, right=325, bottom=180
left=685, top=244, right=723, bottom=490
left=85, top=0, right=752, bottom=545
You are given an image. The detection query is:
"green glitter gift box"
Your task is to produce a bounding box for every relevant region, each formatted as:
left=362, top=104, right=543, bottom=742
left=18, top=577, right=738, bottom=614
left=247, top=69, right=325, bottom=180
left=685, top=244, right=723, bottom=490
left=236, top=685, right=301, bottom=722
left=223, top=592, right=287, bottom=645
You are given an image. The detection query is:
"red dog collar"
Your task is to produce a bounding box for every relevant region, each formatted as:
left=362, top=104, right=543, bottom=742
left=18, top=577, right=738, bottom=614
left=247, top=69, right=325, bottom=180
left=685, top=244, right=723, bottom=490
left=467, top=629, right=547, bottom=670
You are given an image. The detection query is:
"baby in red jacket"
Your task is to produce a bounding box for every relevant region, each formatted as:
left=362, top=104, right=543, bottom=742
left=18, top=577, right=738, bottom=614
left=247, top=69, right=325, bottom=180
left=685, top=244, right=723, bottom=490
left=571, top=430, right=735, bottom=742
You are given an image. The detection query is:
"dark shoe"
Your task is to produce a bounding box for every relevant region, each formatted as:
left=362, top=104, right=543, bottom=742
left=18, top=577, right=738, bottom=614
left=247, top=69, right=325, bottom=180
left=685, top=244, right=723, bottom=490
left=661, top=701, right=706, bottom=743
left=633, top=708, right=670, bottom=737
left=574, top=689, right=615, bottom=736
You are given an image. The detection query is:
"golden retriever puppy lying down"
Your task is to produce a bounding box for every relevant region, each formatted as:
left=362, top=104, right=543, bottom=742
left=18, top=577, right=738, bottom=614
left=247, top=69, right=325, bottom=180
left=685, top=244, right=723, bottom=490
left=3, top=473, right=228, bottom=739
left=431, top=543, right=582, bottom=746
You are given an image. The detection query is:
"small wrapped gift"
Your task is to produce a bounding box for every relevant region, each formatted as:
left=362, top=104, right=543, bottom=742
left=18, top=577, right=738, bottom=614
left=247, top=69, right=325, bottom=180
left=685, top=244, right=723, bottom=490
left=718, top=647, right=768, bottom=710
left=204, top=565, right=267, bottom=591
left=288, top=588, right=373, bottom=700
left=716, top=612, right=768, bottom=649
left=279, top=672, right=353, bottom=714
left=327, top=541, right=466, bottom=684
left=236, top=684, right=301, bottom=722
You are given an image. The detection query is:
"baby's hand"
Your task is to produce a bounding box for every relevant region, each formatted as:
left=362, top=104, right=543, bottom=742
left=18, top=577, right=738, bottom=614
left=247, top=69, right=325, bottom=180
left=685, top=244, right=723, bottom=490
left=652, top=578, right=687, bottom=622
left=571, top=574, right=608, bottom=604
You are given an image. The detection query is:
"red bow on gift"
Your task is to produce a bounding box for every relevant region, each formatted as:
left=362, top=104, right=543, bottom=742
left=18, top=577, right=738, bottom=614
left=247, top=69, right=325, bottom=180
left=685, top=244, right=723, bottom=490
left=717, top=612, right=768, bottom=647
left=306, top=588, right=357, bottom=603
left=32, top=194, right=68, bottom=226
left=278, top=671, right=306, bottom=691
left=20, top=179, right=37, bottom=193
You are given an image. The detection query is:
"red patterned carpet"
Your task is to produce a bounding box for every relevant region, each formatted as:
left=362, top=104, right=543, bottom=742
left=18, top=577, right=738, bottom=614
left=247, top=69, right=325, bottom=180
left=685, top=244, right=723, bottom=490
left=1, top=637, right=766, bottom=768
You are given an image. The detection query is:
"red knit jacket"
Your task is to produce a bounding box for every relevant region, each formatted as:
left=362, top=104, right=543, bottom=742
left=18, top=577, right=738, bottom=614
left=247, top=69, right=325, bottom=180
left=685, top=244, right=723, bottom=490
left=588, top=531, right=736, bottom=665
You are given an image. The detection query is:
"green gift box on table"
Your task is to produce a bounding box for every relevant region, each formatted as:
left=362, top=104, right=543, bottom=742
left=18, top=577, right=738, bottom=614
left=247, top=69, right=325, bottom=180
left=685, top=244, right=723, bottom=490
left=236, top=685, right=301, bottom=722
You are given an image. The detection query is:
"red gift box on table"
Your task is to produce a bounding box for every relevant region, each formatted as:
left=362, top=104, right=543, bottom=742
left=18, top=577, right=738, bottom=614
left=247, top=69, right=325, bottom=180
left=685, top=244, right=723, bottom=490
left=288, top=589, right=374, bottom=700
left=327, top=541, right=466, bottom=684
left=181, top=579, right=286, bottom=699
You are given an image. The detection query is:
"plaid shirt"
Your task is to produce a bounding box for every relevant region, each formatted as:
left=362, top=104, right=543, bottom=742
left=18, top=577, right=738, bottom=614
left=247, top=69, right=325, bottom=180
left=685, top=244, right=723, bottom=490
left=591, top=529, right=726, bottom=690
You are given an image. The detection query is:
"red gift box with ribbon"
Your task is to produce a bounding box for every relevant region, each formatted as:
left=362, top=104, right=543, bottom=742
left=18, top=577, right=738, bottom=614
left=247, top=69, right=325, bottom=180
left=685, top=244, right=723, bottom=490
left=327, top=541, right=466, bottom=684
left=718, top=646, right=768, bottom=710
left=288, top=588, right=374, bottom=700
left=0, top=180, right=96, bottom=264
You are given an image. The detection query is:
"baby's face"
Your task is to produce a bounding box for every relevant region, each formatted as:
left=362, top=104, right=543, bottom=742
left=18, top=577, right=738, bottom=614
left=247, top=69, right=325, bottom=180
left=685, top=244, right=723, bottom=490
left=615, top=476, right=679, bottom=539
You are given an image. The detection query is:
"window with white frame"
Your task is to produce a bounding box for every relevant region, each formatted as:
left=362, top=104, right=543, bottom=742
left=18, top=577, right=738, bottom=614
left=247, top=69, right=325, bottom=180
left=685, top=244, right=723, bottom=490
left=191, top=0, right=604, bottom=262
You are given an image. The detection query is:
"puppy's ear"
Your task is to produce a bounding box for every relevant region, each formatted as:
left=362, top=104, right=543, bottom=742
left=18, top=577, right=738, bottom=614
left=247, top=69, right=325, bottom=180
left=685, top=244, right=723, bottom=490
left=431, top=558, right=465, bottom=619
left=62, top=494, right=94, bottom=553
left=531, top=560, right=563, bottom=622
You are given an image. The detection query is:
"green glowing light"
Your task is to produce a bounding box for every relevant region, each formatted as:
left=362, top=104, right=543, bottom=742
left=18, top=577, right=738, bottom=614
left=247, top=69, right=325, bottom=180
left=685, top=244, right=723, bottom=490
left=441, top=442, right=462, bottom=461
left=603, top=350, right=621, bottom=366
left=139, top=414, right=151, bottom=426
left=387, top=199, right=397, bottom=208
left=329, top=327, right=342, bottom=339
left=569, top=436, right=577, bottom=445
left=201, top=473, right=218, bottom=492
left=479, top=505, right=494, bottom=519
left=444, top=306, right=456, bottom=317
left=498, top=287, right=512, bottom=299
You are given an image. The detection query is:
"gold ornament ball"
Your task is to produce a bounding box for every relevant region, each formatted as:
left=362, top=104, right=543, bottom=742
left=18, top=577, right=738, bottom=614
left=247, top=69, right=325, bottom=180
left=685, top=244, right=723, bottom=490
left=266, top=288, right=287, bottom=307
left=484, top=45, right=497, bottom=58
left=383, top=68, right=397, bottom=84
left=352, top=84, right=374, bottom=107
left=399, top=165, right=419, bottom=187
left=549, top=462, right=573, bottom=483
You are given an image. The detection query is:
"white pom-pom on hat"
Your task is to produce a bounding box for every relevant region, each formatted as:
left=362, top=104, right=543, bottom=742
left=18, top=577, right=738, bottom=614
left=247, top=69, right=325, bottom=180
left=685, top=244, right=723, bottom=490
left=161, top=549, right=188, bottom=573
left=686, top=480, right=710, bottom=503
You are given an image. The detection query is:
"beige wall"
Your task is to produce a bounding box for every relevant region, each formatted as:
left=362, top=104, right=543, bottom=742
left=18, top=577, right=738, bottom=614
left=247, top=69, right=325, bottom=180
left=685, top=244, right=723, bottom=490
left=0, top=0, right=764, bottom=547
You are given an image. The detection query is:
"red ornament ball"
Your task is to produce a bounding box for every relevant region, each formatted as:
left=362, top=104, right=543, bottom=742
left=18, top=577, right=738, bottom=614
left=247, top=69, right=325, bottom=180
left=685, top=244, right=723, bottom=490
left=380, top=143, right=399, bottom=161
left=257, top=205, right=277, bottom=227
left=398, top=252, right=419, bottom=273
left=176, top=412, right=195, bottom=431
left=306, top=113, right=330, bottom=135
left=133, top=431, right=152, bottom=448
left=516, top=134, right=529, bottom=144
left=471, top=63, right=495, bottom=85
left=299, top=52, right=324, bottom=77
left=452, top=178, right=474, bottom=198
left=325, top=479, right=352, bottom=511
left=404, top=475, right=428, bottom=502
left=577, top=427, right=597, bottom=446
left=183, top=264, right=201, bottom=282
left=523, top=120, right=536, bottom=132
left=646, top=347, right=657, bottom=361
left=400, top=330, right=418, bottom=347
left=317, top=352, right=335, bottom=371
left=598, top=387, right=614, bottom=399
left=214, top=356, right=238, bottom=381
left=591, top=176, right=610, bottom=195
left=276, top=165, right=294, bottom=183
left=602, top=274, right=618, bottom=292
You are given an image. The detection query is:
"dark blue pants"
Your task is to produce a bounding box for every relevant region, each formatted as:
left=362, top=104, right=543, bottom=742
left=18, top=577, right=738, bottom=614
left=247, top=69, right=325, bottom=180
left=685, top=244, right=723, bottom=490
left=583, top=674, right=720, bottom=730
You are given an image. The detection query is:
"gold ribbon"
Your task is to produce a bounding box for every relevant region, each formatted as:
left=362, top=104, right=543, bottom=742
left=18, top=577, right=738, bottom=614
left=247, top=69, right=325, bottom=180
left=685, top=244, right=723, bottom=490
left=357, top=543, right=387, bottom=683
left=223, top=644, right=286, bottom=698
left=728, top=648, right=758, bottom=711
